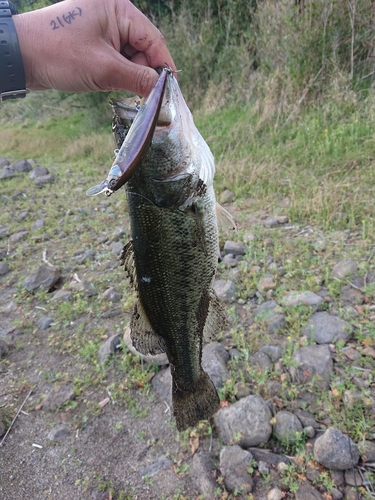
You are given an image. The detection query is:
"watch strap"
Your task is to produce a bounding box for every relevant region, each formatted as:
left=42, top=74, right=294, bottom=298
left=0, top=1, right=28, bottom=101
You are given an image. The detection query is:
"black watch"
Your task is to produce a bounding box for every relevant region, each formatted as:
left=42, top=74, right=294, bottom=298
left=0, top=1, right=29, bottom=101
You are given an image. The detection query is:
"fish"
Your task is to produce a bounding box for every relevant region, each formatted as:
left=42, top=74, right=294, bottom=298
left=88, top=68, right=230, bottom=431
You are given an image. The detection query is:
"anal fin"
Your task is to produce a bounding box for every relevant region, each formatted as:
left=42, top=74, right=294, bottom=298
left=130, top=302, right=166, bottom=355
left=203, top=289, right=227, bottom=343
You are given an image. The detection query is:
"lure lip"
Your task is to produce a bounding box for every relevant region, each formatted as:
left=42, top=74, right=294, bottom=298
left=86, top=67, right=172, bottom=198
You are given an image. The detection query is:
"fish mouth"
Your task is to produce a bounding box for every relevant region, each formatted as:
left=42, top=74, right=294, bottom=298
left=86, top=67, right=173, bottom=198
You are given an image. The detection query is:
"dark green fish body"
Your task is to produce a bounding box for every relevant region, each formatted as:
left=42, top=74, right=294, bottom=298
left=118, top=72, right=225, bottom=431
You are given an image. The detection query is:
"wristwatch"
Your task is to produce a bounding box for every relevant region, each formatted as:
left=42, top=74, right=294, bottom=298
left=0, top=1, right=28, bottom=101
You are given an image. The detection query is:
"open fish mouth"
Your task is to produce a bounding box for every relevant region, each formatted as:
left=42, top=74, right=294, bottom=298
left=86, top=67, right=172, bottom=198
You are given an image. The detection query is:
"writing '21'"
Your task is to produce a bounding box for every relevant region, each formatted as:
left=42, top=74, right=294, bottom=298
left=50, top=8, right=82, bottom=30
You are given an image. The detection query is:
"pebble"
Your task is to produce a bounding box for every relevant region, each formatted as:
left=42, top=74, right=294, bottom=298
left=0, top=166, right=16, bottom=179
left=257, top=274, right=276, bottom=293
left=189, top=452, right=217, bottom=497
left=214, top=395, right=272, bottom=447
left=213, top=279, right=237, bottom=302
left=29, top=166, right=49, bottom=180
left=31, top=219, right=45, bottom=230
left=0, top=262, right=10, bottom=275
left=249, top=448, right=290, bottom=467
left=281, top=290, right=323, bottom=308
left=38, top=316, right=54, bottom=330
left=42, top=384, right=76, bottom=411
left=35, top=173, right=56, bottom=188
left=151, top=366, right=172, bottom=406
left=23, top=265, right=61, bottom=293
left=313, top=427, right=359, bottom=470
left=100, top=287, right=122, bottom=302
left=110, top=241, right=123, bottom=256
left=260, top=345, right=284, bottom=362
left=255, top=301, right=286, bottom=334
left=0, top=339, right=9, bottom=358
left=10, top=230, right=29, bottom=242
left=10, top=159, right=32, bottom=172
left=301, top=311, right=353, bottom=344
left=138, top=455, right=172, bottom=478
left=47, top=425, right=69, bottom=442
left=51, top=290, right=73, bottom=302
left=344, top=469, right=363, bottom=486
left=0, top=225, right=9, bottom=239
left=219, top=445, right=253, bottom=494
left=111, top=228, right=126, bottom=242
left=332, top=259, right=358, bottom=279
left=98, top=333, right=122, bottom=364
left=295, top=482, right=324, bottom=499
left=273, top=411, right=303, bottom=444
left=361, top=440, right=375, bottom=462
left=223, top=240, right=246, bottom=256
left=250, top=351, right=273, bottom=371
left=340, top=285, right=364, bottom=305
left=267, top=488, right=283, bottom=500
left=218, top=189, right=235, bottom=204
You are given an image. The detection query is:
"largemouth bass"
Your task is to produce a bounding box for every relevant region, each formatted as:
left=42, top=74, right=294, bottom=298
left=89, top=69, right=228, bottom=431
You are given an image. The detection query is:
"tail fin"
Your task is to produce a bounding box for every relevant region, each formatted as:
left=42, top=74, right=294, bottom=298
left=172, top=371, right=220, bottom=432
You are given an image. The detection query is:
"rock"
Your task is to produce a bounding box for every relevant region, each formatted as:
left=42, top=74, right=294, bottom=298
left=258, top=461, right=269, bottom=475
left=101, top=287, right=122, bottom=302
left=189, top=452, right=217, bottom=497
left=202, top=342, right=230, bottom=389
left=23, top=265, right=61, bottom=293
left=313, top=427, right=359, bottom=470
left=344, top=469, right=362, bottom=486
left=260, top=345, right=284, bottom=362
left=273, top=411, right=303, bottom=444
left=219, top=189, right=235, bottom=204
left=243, top=232, right=255, bottom=243
left=0, top=339, right=9, bottom=358
left=0, top=262, right=10, bottom=275
left=111, top=228, right=126, bottom=242
left=1, top=301, right=17, bottom=314
left=340, top=285, right=364, bottom=305
left=0, top=420, right=6, bottom=437
left=267, top=488, right=283, bottom=500
left=38, top=316, right=54, bottom=330
left=222, top=254, right=241, bottom=267
left=10, top=159, right=32, bottom=172
left=281, top=290, right=323, bottom=308
left=223, top=241, right=245, bottom=256
left=330, top=487, right=343, bottom=500
left=98, top=333, right=122, bottom=364
left=123, top=328, right=168, bottom=365
left=249, top=448, right=290, bottom=467
left=0, top=158, right=9, bottom=168
left=250, top=351, right=273, bottom=371
left=263, top=217, right=279, bottom=227
left=31, top=219, right=45, bottom=230
left=332, top=259, right=358, bottom=279
left=110, top=241, right=123, bottom=256
left=295, top=482, right=324, bottom=499
left=92, top=492, right=111, bottom=500
left=151, top=367, right=172, bottom=406
left=51, top=290, right=73, bottom=302
left=139, top=455, right=172, bottom=478
left=294, top=409, right=319, bottom=429
left=291, top=345, right=333, bottom=389
left=219, top=445, right=253, bottom=494
left=74, top=249, right=96, bottom=264
left=0, top=166, right=16, bottom=179
left=47, top=425, right=69, bottom=442
left=234, top=381, right=252, bottom=400
left=213, top=279, right=237, bottom=302
left=9, top=230, right=29, bottom=242
left=214, top=395, right=272, bottom=447
left=361, top=440, right=375, bottom=462
left=301, top=312, right=353, bottom=344
left=0, top=225, right=9, bottom=239
left=34, top=173, right=56, bottom=188
left=29, top=166, right=49, bottom=180
left=258, top=274, right=276, bottom=293
left=43, top=384, right=76, bottom=411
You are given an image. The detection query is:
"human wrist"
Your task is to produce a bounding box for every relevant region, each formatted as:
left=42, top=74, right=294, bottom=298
left=0, top=1, right=28, bottom=101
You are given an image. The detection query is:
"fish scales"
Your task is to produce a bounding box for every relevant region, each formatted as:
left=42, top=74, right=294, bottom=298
left=117, top=70, right=225, bottom=431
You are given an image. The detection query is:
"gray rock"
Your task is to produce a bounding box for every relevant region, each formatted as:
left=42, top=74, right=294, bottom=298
left=151, top=366, right=172, bottom=406
left=0, top=420, right=6, bottom=437
left=295, top=482, right=324, bottom=500
left=361, top=440, right=375, bottom=462
left=330, top=487, right=343, bottom=500
left=291, top=345, right=333, bottom=389
left=273, top=411, right=303, bottom=444
left=0, top=166, right=16, bottom=179
left=74, top=249, right=96, bottom=264
left=267, top=488, right=283, bottom=500
left=31, top=219, right=45, bottom=230
left=344, top=469, right=362, bottom=486
left=23, top=265, right=61, bottom=292
left=34, top=173, right=56, bottom=188
left=332, top=259, right=358, bottom=279
left=139, top=455, right=172, bottom=478
left=111, top=228, right=126, bottom=242
left=214, top=395, right=272, bottom=447
left=263, top=217, right=279, bottom=227
left=0, top=158, right=10, bottom=168
left=221, top=254, right=241, bottom=267
left=189, top=452, right=217, bottom=497
left=213, top=279, right=237, bottom=302
left=219, top=189, right=235, bottom=204
left=294, top=409, right=319, bottom=429
left=10, top=159, right=32, bottom=172
left=219, top=445, right=253, bottom=494
left=260, top=345, right=284, bottom=362
left=0, top=262, right=10, bottom=275
left=98, top=333, right=122, bottom=364
left=47, top=425, right=69, bottom=442
left=281, top=290, right=323, bottom=308
left=223, top=240, right=245, bottom=256
left=249, top=448, right=290, bottom=466
left=110, top=241, right=123, bottom=256
left=202, top=342, right=230, bottom=389
left=258, top=274, right=276, bottom=293
left=51, top=290, right=73, bottom=302
left=101, top=287, right=122, bottom=302
left=38, top=316, right=54, bottom=330
left=9, top=230, right=29, bottom=242
left=29, top=166, right=49, bottom=179
left=69, top=280, right=98, bottom=297
left=0, top=339, right=9, bottom=358
left=301, top=312, right=353, bottom=344
left=340, top=285, right=364, bottom=305
left=313, top=427, right=359, bottom=470
left=43, top=384, right=76, bottom=411
left=250, top=351, right=273, bottom=371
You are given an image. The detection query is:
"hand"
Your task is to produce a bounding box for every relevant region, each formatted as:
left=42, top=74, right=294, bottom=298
left=13, top=0, right=176, bottom=96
